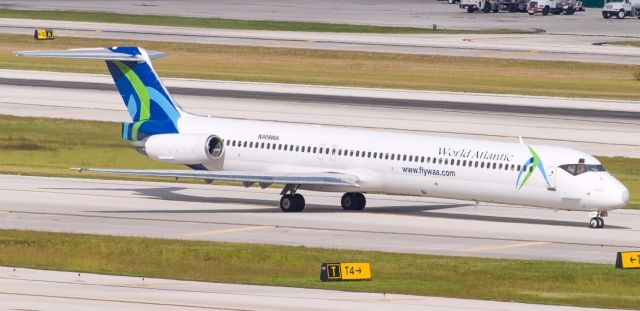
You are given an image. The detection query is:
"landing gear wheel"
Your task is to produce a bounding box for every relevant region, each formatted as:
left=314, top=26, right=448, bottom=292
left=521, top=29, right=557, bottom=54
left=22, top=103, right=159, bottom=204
left=293, top=193, right=305, bottom=212
left=280, top=194, right=305, bottom=212
left=341, top=192, right=366, bottom=211
left=589, top=217, right=605, bottom=229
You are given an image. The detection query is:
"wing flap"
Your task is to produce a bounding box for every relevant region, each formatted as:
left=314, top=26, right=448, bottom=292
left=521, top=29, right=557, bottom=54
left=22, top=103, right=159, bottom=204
left=77, top=168, right=360, bottom=187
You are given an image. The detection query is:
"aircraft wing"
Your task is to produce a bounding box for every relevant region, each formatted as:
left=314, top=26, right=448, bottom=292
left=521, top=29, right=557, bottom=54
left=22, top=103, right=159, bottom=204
left=77, top=168, right=360, bottom=188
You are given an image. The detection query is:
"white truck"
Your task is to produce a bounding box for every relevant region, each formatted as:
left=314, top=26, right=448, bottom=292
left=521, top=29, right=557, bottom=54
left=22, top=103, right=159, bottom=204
left=602, top=0, right=640, bottom=18
left=528, top=0, right=578, bottom=15
left=461, top=0, right=527, bottom=12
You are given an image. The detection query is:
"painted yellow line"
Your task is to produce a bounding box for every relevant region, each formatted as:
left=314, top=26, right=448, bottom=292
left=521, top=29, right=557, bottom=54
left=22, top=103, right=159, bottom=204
left=462, top=241, right=550, bottom=253
left=184, top=225, right=270, bottom=237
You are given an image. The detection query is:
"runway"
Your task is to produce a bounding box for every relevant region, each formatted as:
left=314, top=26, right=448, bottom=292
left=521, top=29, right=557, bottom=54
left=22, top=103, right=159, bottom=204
left=2, top=18, right=640, bottom=64
left=0, top=266, right=622, bottom=311
left=1, top=175, right=639, bottom=264
left=1, top=70, right=638, bottom=157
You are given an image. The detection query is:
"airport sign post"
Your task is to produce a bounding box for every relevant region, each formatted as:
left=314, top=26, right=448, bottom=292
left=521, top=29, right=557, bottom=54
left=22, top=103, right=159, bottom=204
left=320, top=262, right=372, bottom=282
left=34, top=29, right=54, bottom=40
left=615, top=251, right=640, bottom=269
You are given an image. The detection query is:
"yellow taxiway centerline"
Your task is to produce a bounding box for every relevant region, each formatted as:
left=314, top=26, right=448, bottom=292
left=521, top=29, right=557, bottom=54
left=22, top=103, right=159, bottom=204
left=462, top=241, right=551, bottom=253
left=184, top=225, right=270, bottom=237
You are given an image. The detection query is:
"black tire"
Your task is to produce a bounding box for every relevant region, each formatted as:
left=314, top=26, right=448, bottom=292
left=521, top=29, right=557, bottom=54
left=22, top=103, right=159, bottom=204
left=280, top=194, right=295, bottom=212
left=353, top=193, right=366, bottom=211
left=617, top=9, right=625, bottom=19
left=341, top=192, right=355, bottom=210
left=293, top=193, right=305, bottom=212
left=589, top=217, right=598, bottom=228
left=482, top=2, right=491, bottom=13
left=448, top=0, right=454, bottom=4
left=467, top=6, right=475, bottom=13
left=602, top=11, right=610, bottom=19
left=508, top=4, right=517, bottom=12
left=542, top=6, right=550, bottom=15
left=565, top=8, right=574, bottom=15
left=597, top=217, right=605, bottom=228
left=528, top=12, right=534, bottom=15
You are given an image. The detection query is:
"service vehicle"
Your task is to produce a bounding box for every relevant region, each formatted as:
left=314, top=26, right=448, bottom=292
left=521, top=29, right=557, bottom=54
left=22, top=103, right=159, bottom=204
left=602, top=0, right=640, bottom=18
left=528, top=0, right=578, bottom=15
left=461, top=0, right=527, bottom=12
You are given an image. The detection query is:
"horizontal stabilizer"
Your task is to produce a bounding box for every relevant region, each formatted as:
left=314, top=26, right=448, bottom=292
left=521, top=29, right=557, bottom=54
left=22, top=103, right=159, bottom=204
left=16, top=48, right=165, bottom=62
left=75, top=168, right=361, bottom=187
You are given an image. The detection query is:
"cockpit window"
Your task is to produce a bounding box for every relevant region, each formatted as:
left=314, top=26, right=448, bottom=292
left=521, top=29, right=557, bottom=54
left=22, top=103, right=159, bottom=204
left=560, top=164, right=605, bottom=176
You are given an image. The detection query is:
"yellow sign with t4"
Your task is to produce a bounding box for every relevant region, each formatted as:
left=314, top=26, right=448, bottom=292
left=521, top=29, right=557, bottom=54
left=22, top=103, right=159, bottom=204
left=320, top=262, right=371, bottom=281
left=616, top=251, right=640, bottom=269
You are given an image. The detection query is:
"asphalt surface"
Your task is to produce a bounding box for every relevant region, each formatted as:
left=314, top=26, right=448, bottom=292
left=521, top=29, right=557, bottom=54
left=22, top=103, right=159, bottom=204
left=1, top=266, right=624, bottom=311
left=2, top=18, right=640, bottom=64
left=2, top=0, right=640, bottom=36
left=2, top=77, right=639, bottom=121
left=1, top=175, right=639, bottom=264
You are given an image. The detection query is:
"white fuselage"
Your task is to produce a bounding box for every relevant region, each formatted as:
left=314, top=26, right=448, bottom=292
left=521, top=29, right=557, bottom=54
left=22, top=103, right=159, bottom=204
left=174, top=115, right=629, bottom=212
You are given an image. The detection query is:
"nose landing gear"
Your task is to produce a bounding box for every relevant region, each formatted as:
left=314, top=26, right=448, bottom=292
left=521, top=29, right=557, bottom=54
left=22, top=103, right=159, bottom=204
left=588, top=211, right=607, bottom=229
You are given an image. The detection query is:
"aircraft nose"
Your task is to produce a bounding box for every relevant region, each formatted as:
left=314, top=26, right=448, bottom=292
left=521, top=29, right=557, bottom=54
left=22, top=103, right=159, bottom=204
left=621, top=188, right=630, bottom=205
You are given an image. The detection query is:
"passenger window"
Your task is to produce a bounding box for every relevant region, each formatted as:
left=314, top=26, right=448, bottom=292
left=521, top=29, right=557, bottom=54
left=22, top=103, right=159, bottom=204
left=325, top=148, right=330, bottom=154
left=313, top=147, right=317, bottom=153
left=492, top=163, right=497, bottom=169
left=415, top=156, right=419, bottom=162
left=474, top=161, right=479, bottom=168
left=445, top=159, right=449, bottom=165
left=498, top=163, right=503, bottom=170
left=391, top=154, right=395, bottom=160
left=367, top=152, right=371, bottom=158
left=421, top=156, right=425, bottom=163
left=373, top=152, right=378, bottom=158
left=338, top=149, right=343, bottom=156
left=456, top=159, right=461, bottom=166
left=385, top=153, right=389, bottom=160
left=243, top=141, right=247, bottom=148
left=438, top=158, right=442, bottom=164
left=408, top=155, right=413, bottom=162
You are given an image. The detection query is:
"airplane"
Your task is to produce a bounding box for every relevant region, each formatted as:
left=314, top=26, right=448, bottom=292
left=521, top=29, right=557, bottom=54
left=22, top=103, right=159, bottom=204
left=16, top=46, right=629, bottom=228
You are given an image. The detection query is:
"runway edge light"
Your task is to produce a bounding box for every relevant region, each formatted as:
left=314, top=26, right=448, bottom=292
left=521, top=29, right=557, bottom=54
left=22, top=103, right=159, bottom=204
left=615, top=251, right=640, bottom=269
left=34, top=29, right=54, bottom=40
left=320, top=262, right=371, bottom=282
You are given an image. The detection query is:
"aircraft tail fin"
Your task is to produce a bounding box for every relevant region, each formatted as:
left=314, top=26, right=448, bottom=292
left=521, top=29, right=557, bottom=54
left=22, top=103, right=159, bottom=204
left=17, top=47, right=186, bottom=141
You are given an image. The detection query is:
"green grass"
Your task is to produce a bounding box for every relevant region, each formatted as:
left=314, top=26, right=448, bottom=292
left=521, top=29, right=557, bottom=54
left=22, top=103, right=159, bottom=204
left=610, top=41, right=640, bottom=48
left=1, top=229, right=639, bottom=309
left=0, top=9, right=531, bottom=34
left=0, top=115, right=638, bottom=208
left=2, top=34, right=640, bottom=100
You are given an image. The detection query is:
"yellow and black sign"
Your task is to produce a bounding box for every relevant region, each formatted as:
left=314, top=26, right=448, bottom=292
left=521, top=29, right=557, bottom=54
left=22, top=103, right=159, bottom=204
left=616, top=251, right=640, bottom=269
left=320, top=262, right=371, bottom=282
left=34, top=29, right=54, bottom=40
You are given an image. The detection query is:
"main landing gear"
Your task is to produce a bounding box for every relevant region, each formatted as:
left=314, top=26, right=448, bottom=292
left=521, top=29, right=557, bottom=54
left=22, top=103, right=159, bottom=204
left=278, top=185, right=367, bottom=212
left=588, top=211, right=607, bottom=229
left=341, top=192, right=366, bottom=211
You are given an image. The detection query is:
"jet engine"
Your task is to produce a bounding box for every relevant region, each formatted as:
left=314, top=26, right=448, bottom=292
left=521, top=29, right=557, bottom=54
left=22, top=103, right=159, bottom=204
left=142, top=134, right=224, bottom=165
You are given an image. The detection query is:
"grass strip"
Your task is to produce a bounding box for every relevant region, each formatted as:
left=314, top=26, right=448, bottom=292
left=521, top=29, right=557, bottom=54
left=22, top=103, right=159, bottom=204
left=0, top=8, right=531, bottom=34
left=610, top=41, right=640, bottom=48
left=0, top=229, right=639, bottom=309
left=0, top=115, right=638, bottom=209
left=1, top=34, right=640, bottom=100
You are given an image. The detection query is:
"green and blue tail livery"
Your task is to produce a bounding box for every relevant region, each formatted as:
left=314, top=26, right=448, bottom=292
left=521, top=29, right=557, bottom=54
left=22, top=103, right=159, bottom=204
left=16, top=47, right=185, bottom=141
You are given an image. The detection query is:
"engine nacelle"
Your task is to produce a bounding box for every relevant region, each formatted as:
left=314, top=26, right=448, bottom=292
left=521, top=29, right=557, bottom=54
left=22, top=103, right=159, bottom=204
left=143, top=134, right=224, bottom=165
